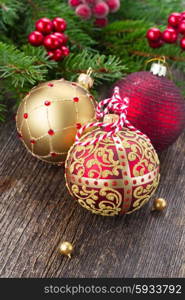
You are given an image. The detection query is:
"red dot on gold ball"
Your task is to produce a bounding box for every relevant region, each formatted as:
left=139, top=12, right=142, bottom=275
left=48, top=129, right=54, bottom=136
left=51, top=152, right=57, bottom=157
left=24, top=113, right=28, bottom=119
left=124, top=180, right=129, bottom=185
left=76, top=123, right=82, bottom=129
left=44, top=100, right=51, bottom=106
left=73, top=97, right=79, bottom=102
left=104, top=182, right=108, bottom=187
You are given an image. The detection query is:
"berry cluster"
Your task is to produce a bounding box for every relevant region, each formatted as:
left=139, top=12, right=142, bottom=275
left=68, top=0, right=120, bottom=27
left=146, top=12, right=185, bottom=49
left=28, top=17, right=70, bottom=61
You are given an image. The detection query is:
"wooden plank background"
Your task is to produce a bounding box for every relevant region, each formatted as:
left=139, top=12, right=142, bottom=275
left=0, top=120, right=185, bottom=278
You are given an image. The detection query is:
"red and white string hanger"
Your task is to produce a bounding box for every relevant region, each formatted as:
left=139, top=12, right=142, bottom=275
left=75, top=87, right=150, bottom=146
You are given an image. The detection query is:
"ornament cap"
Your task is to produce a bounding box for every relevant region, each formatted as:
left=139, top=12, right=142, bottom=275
left=150, top=62, right=167, bottom=77
left=77, top=68, right=94, bottom=89
left=103, top=114, right=119, bottom=124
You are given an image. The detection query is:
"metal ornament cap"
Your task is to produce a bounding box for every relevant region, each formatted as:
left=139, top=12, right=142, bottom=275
left=77, top=73, right=94, bottom=90
left=150, top=63, right=167, bottom=77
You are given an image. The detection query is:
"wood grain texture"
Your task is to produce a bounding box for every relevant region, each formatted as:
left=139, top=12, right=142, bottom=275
left=0, top=120, right=185, bottom=278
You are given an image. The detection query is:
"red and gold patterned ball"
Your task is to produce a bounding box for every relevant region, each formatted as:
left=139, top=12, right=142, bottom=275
left=112, top=72, right=185, bottom=151
left=65, top=128, right=160, bottom=216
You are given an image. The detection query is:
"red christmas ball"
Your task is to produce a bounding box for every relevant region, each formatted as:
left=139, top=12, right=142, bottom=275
left=61, top=45, right=70, bottom=56
left=43, top=34, right=60, bottom=50
left=146, top=27, right=161, bottom=41
left=178, top=21, right=185, bottom=34
left=65, top=128, right=160, bottom=216
left=180, top=37, right=185, bottom=49
left=35, top=18, right=53, bottom=34
left=52, top=17, right=67, bottom=32
left=162, top=28, right=178, bottom=43
left=28, top=31, right=43, bottom=46
left=168, top=12, right=181, bottom=27
left=111, top=71, right=185, bottom=151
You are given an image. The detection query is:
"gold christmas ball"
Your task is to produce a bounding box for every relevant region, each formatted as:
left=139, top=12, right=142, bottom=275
left=16, top=78, right=96, bottom=165
left=152, top=198, right=167, bottom=211
left=59, top=241, right=73, bottom=258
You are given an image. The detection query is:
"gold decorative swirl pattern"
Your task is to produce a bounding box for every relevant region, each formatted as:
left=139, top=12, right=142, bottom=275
left=65, top=128, right=160, bottom=216
left=71, top=184, right=122, bottom=216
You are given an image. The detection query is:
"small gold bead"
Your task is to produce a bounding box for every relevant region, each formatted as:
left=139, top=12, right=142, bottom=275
left=59, top=241, right=74, bottom=258
left=152, top=198, right=167, bottom=211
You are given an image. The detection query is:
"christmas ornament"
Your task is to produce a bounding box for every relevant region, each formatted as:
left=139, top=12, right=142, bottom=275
left=28, top=17, right=69, bottom=61
left=152, top=198, right=167, bottom=211
left=16, top=70, right=96, bottom=165
left=147, top=11, right=185, bottom=50
left=65, top=88, right=160, bottom=216
left=69, top=0, right=120, bottom=27
left=111, top=61, right=185, bottom=151
left=59, top=241, right=73, bottom=258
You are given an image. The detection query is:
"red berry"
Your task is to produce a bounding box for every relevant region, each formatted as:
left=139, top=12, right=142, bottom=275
left=181, top=12, right=185, bottom=21
left=75, top=4, right=92, bottom=19
left=162, top=28, right=178, bottom=43
left=61, top=45, right=70, bottom=56
left=148, top=39, right=163, bottom=49
left=180, top=37, right=185, bottom=49
left=53, top=32, right=66, bottom=45
left=106, top=0, right=120, bottom=13
left=35, top=18, right=53, bottom=34
left=146, top=27, right=161, bottom=41
left=62, top=34, right=68, bottom=44
left=43, top=34, right=60, bottom=50
left=93, top=2, right=109, bottom=18
left=28, top=31, right=43, bottom=46
left=68, top=0, right=81, bottom=6
left=52, top=49, right=64, bottom=61
left=94, top=18, right=108, bottom=27
left=47, top=51, right=54, bottom=59
left=168, top=13, right=181, bottom=27
left=52, top=17, right=67, bottom=32
left=179, top=21, right=185, bottom=34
